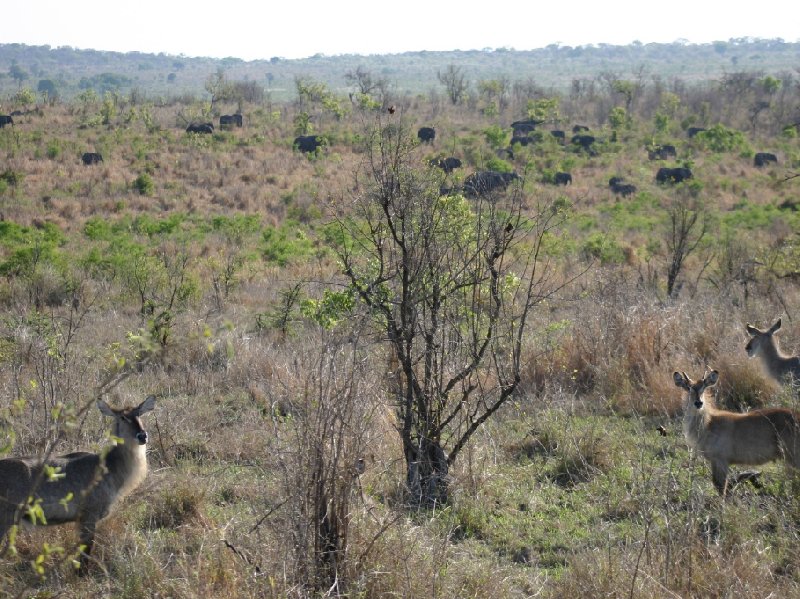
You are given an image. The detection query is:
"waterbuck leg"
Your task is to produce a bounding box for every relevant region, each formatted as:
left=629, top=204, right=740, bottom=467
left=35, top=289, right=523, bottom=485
left=77, top=518, right=98, bottom=574
left=710, top=461, right=730, bottom=496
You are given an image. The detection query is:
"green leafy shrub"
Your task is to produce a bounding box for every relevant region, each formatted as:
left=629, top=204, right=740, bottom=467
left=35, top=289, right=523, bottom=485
left=582, top=233, right=625, bottom=264
left=483, top=125, right=508, bottom=149
left=484, top=156, right=513, bottom=173
left=721, top=200, right=791, bottom=231
left=301, top=288, right=355, bottom=329
left=540, top=169, right=560, bottom=184
left=608, top=106, right=629, bottom=130
left=262, top=221, right=315, bottom=266
left=83, top=217, right=115, bottom=241
left=0, top=170, right=24, bottom=187
left=45, top=139, right=60, bottom=160
left=132, top=213, right=185, bottom=236
left=695, top=124, right=751, bottom=154
left=133, top=173, right=154, bottom=196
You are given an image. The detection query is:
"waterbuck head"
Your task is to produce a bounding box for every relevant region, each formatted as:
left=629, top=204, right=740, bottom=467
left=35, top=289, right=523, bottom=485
left=97, top=395, right=156, bottom=446
left=745, top=318, right=782, bottom=358
left=673, top=370, right=718, bottom=409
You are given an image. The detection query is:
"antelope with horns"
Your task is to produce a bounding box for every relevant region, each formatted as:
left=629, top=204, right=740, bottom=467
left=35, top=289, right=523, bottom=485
left=745, top=318, right=800, bottom=384
left=673, top=370, right=799, bottom=496
left=0, top=395, right=155, bottom=572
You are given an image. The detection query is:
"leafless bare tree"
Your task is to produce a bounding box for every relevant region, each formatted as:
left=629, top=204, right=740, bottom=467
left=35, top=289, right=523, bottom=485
left=329, top=117, right=574, bottom=507
left=666, top=194, right=708, bottom=298
left=437, top=64, right=468, bottom=105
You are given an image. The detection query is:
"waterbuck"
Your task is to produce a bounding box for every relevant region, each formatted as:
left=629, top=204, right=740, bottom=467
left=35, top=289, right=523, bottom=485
left=673, top=370, right=799, bottom=496
left=0, top=395, right=156, bottom=571
left=745, top=318, right=800, bottom=384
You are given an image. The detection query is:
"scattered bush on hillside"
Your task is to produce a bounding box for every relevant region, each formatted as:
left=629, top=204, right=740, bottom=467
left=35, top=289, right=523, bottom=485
left=133, top=172, right=154, bottom=195
left=695, top=123, right=751, bottom=154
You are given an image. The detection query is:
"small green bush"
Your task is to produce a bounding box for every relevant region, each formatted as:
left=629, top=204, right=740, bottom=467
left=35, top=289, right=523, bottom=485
left=46, top=139, right=60, bottom=160
left=484, top=156, right=513, bottom=173
left=483, top=125, right=508, bottom=149
left=133, top=173, right=154, bottom=196
left=582, top=233, right=625, bottom=264
left=262, top=221, right=316, bottom=266
left=0, top=170, right=24, bottom=187
left=695, top=124, right=751, bottom=154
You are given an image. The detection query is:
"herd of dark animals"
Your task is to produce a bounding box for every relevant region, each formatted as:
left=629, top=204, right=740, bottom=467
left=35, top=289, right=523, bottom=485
left=1, top=112, right=783, bottom=195
left=411, top=119, right=780, bottom=197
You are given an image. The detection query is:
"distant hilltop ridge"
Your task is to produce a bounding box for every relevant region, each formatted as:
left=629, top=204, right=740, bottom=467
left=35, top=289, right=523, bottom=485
left=1, top=39, right=797, bottom=101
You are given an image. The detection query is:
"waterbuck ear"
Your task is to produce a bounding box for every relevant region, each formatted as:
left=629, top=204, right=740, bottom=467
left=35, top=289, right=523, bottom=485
left=769, top=318, right=782, bottom=334
left=135, top=395, right=156, bottom=416
left=97, top=399, right=116, bottom=418
left=704, top=370, right=719, bottom=387
left=673, top=371, right=690, bottom=389
left=745, top=324, right=760, bottom=336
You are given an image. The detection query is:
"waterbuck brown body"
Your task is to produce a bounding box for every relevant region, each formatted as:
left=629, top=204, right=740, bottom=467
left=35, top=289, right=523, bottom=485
left=745, top=318, right=800, bottom=383
left=0, top=395, right=155, bottom=571
left=674, top=370, right=800, bottom=496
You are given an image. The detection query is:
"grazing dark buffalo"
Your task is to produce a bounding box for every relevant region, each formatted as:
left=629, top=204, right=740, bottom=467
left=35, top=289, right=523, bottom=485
left=571, top=134, right=596, bottom=151
left=608, top=177, right=624, bottom=188
left=554, top=172, right=572, bottom=186
left=656, top=167, right=693, bottom=184
left=187, top=122, right=214, bottom=134
left=417, top=127, right=436, bottom=143
left=511, top=119, right=542, bottom=127
left=294, top=135, right=325, bottom=153
left=613, top=183, right=637, bottom=197
left=511, top=122, right=540, bottom=136
left=464, top=171, right=520, bottom=198
left=648, top=144, right=677, bottom=160
left=550, top=130, right=565, bottom=142
left=754, top=152, right=777, bottom=167
left=511, top=119, right=542, bottom=135
left=81, top=152, right=103, bottom=165
left=609, top=177, right=637, bottom=197
left=572, top=124, right=589, bottom=133
left=0, top=115, right=13, bottom=128
left=687, top=127, right=706, bottom=138
left=219, top=114, right=243, bottom=128
left=511, top=123, right=535, bottom=135
left=510, top=135, right=532, bottom=147
left=430, top=156, right=462, bottom=173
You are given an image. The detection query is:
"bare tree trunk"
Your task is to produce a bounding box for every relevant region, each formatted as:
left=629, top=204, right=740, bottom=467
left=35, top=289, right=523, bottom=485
left=405, top=437, right=450, bottom=508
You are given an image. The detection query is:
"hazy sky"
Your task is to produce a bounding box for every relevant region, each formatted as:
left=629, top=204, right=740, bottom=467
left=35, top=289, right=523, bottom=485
left=6, top=0, right=799, bottom=60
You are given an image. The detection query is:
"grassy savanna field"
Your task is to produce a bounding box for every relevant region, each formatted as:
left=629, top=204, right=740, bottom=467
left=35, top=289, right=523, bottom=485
left=1, top=52, right=800, bottom=597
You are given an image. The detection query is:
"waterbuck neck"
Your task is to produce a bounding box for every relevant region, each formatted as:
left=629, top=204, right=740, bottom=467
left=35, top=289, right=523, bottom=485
left=759, top=336, right=800, bottom=379
left=683, top=401, right=711, bottom=447
left=105, top=439, right=148, bottom=499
